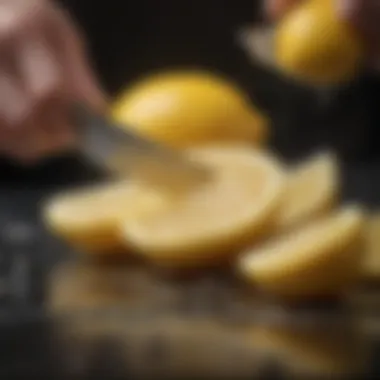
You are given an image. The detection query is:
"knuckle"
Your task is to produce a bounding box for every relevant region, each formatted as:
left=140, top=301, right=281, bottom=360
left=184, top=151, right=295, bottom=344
left=33, top=76, right=63, bottom=103
left=0, top=3, right=42, bottom=44
left=0, top=13, right=19, bottom=42
left=0, top=100, right=33, bottom=129
left=8, top=114, right=30, bottom=133
left=0, top=1, right=48, bottom=36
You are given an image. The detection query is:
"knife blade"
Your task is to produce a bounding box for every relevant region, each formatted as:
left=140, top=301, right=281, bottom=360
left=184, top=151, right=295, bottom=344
left=73, top=105, right=211, bottom=190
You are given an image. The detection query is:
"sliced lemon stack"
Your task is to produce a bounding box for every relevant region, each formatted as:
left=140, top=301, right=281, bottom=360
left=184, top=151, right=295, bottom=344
left=238, top=206, right=364, bottom=298
left=43, top=144, right=373, bottom=302
left=121, top=146, right=285, bottom=267
left=44, top=181, right=169, bottom=253
left=276, top=152, right=339, bottom=230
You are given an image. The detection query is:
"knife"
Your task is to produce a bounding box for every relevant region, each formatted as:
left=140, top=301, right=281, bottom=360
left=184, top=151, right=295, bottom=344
left=73, top=104, right=211, bottom=190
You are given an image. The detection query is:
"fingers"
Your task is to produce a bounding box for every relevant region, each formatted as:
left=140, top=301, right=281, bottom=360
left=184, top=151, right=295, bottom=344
left=0, top=1, right=105, bottom=163
left=0, top=64, right=29, bottom=132
left=3, top=8, right=66, bottom=162
left=0, top=9, right=30, bottom=134
left=336, top=0, right=380, bottom=67
left=265, top=0, right=303, bottom=20
left=17, top=33, right=62, bottom=105
left=3, top=129, right=71, bottom=163
left=48, top=6, right=106, bottom=113
left=3, top=105, right=75, bottom=163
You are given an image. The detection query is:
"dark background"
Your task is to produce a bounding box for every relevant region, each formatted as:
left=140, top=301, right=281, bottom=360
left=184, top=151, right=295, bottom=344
left=57, top=0, right=380, bottom=162
left=2, top=0, right=380, bottom=177
left=60, top=0, right=260, bottom=96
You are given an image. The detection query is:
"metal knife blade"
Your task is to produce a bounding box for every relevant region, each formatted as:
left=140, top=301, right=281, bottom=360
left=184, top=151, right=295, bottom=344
left=74, top=105, right=210, bottom=189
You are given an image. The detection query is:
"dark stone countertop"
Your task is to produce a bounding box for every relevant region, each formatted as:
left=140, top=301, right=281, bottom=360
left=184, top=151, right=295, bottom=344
left=0, top=151, right=379, bottom=379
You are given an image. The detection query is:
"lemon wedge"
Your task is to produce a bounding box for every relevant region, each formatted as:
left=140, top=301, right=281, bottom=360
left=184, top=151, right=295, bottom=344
left=276, top=152, right=339, bottom=230
left=121, top=146, right=285, bottom=267
left=112, top=71, right=267, bottom=148
left=44, top=181, right=168, bottom=253
left=238, top=206, right=364, bottom=298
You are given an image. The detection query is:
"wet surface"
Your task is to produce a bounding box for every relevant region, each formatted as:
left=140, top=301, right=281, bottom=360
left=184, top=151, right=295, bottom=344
left=0, top=153, right=379, bottom=379
left=47, top=264, right=378, bottom=380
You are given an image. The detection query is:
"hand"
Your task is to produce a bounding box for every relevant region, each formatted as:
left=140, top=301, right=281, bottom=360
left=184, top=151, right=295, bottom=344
left=265, top=0, right=380, bottom=69
left=0, top=0, right=105, bottom=163
left=265, top=0, right=300, bottom=20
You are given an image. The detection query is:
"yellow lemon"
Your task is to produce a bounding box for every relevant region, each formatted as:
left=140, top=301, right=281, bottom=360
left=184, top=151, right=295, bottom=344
left=238, top=206, right=364, bottom=298
left=121, top=145, right=284, bottom=267
left=275, top=0, right=363, bottom=85
left=276, top=151, right=339, bottom=230
left=44, top=181, right=169, bottom=254
left=112, top=71, right=268, bottom=148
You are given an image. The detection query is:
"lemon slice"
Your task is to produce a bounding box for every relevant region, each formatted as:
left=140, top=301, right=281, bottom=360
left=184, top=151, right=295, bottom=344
left=121, top=146, right=285, bottom=267
left=362, top=214, right=380, bottom=281
left=44, top=181, right=168, bottom=253
left=238, top=206, right=364, bottom=298
left=276, top=152, right=339, bottom=230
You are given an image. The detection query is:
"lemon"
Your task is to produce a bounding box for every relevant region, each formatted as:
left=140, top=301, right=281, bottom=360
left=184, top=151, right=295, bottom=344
left=362, top=214, right=380, bottom=281
left=276, top=152, right=339, bottom=230
left=112, top=71, right=267, bottom=148
left=44, top=181, right=169, bottom=253
left=121, top=146, right=285, bottom=267
left=238, top=206, right=364, bottom=298
left=275, top=0, right=363, bottom=85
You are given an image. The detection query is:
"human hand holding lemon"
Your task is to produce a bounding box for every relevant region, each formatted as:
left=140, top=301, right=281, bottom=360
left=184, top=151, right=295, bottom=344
left=267, top=0, right=380, bottom=85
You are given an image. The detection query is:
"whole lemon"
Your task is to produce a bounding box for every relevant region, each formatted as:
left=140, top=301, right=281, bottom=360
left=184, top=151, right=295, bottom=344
left=111, top=71, right=267, bottom=148
left=275, top=0, right=364, bottom=86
